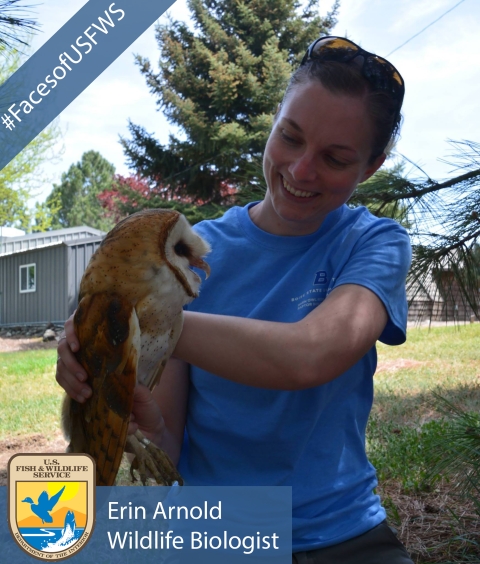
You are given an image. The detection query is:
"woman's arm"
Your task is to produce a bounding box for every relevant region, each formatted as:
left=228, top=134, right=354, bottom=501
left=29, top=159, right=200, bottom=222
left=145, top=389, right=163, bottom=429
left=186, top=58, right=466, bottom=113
left=150, top=357, right=188, bottom=465
left=174, top=283, right=388, bottom=390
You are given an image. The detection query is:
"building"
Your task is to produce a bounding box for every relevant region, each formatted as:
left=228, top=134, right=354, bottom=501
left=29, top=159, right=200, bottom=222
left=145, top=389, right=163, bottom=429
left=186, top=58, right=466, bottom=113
left=407, top=269, right=480, bottom=324
left=0, top=227, right=105, bottom=326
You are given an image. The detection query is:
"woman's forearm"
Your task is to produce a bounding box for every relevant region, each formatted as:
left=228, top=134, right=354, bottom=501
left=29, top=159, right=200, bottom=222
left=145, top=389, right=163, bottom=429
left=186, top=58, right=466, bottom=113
left=173, top=285, right=388, bottom=390
left=175, top=311, right=313, bottom=390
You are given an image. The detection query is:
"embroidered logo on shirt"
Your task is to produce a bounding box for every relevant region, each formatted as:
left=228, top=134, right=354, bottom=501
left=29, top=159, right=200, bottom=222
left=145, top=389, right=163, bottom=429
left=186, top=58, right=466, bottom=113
left=313, top=271, right=328, bottom=285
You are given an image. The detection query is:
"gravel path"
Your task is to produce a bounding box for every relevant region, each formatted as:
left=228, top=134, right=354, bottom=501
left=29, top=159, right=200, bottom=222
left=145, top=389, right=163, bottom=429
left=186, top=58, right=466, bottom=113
left=0, top=336, right=58, bottom=353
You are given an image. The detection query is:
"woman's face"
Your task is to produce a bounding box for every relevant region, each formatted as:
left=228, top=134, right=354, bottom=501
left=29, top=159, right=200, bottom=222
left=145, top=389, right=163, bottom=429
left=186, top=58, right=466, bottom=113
left=251, top=80, right=386, bottom=236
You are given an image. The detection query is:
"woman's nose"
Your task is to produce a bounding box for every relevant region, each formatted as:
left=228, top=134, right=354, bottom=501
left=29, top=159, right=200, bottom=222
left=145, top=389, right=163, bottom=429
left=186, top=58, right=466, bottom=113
left=288, top=152, right=317, bottom=183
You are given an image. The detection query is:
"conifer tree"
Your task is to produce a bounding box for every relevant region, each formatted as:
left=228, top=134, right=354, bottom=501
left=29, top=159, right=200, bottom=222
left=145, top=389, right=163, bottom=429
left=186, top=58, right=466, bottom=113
left=46, top=151, right=116, bottom=232
left=121, top=0, right=338, bottom=203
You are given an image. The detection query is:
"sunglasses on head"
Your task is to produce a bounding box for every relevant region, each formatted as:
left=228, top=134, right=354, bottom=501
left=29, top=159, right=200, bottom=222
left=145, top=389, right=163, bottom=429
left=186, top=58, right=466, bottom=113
left=301, top=36, right=405, bottom=122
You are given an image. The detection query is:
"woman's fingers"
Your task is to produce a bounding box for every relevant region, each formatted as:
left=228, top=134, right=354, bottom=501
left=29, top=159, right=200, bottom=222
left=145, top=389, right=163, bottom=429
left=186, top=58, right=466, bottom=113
left=55, top=312, right=90, bottom=402
left=57, top=337, right=87, bottom=379
left=64, top=314, right=80, bottom=352
left=130, top=384, right=165, bottom=443
left=128, top=413, right=138, bottom=435
left=56, top=350, right=91, bottom=402
left=127, top=421, right=138, bottom=435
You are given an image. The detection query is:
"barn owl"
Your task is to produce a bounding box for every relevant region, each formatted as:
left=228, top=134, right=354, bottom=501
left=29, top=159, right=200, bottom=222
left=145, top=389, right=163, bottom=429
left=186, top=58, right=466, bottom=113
left=61, top=209, right=210, bottom=486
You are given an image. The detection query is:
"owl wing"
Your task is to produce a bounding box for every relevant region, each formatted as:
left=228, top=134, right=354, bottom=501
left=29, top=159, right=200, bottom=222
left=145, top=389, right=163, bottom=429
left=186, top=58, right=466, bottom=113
left=62, top=292, right=140, bottom=486
left=140, top=311, right=185, bottom=392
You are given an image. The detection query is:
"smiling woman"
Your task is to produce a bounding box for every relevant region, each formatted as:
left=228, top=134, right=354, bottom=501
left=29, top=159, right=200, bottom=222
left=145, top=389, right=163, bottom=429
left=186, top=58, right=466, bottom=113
left=57, top=36, right=413, bottom=563
left=253, top=82, right=386, bottom=236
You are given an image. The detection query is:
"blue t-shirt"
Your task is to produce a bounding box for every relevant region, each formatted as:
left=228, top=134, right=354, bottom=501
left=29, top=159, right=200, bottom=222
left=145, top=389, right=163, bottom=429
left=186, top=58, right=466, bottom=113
left=179, top=202, right=411, bottom=551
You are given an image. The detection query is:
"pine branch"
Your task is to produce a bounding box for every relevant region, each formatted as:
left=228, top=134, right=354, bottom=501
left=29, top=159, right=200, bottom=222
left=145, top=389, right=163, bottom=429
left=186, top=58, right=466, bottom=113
left=354, top=143, right=480, bottom=321
left=356, top=168, right=480, bottom=206
left=0, top=0, right=39, bottom=49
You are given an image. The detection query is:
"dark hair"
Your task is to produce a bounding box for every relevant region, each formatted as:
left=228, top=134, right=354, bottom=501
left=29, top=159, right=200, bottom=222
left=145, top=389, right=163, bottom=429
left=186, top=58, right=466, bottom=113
left=281, top=59, right=403, bottom=164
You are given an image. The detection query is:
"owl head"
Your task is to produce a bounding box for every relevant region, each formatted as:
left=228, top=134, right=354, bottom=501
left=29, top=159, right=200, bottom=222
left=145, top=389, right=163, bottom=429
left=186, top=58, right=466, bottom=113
left=80, top=209, right=210, bottom=301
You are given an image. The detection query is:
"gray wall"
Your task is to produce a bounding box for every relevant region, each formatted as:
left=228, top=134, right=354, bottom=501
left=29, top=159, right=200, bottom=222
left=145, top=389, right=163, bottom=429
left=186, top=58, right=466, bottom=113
left=67, top=239, right=103, bottom=316
left=0, top=245, right=68, bottom=324
left=0, top=237, right=103, bottom=325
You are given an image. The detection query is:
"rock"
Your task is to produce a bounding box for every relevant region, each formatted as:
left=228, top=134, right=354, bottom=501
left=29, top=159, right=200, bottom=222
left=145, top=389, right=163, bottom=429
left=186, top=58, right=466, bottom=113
left=42, top=328, right=56, bottom=342
left=5, top=331, right=12, bottom=337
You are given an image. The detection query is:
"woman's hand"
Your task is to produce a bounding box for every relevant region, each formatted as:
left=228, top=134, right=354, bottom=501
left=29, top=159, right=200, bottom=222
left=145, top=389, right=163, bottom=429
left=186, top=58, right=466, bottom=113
left=56, top=314, right=188, bottom=464
left=128, top=384, right=166, bottom=446
left=55, top=313, right=91, bottom=403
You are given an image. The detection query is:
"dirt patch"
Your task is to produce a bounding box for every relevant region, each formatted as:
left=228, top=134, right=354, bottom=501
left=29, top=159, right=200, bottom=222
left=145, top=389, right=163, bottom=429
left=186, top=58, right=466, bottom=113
left=0, top=432, right=67, bottom=486
left=376, top=358, right=427, bottom=374
left=378, top=480, right=480, bottom=563
left=0, top=336, right=58, bottom=353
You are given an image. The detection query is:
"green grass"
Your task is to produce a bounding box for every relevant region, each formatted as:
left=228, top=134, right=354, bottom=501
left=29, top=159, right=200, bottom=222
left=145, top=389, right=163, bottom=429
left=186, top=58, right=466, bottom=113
left=2, top=324, right=480, bottom=463
left=368, top=324, right=480, bottom=492
left=0, top=349, right=63, bottom=439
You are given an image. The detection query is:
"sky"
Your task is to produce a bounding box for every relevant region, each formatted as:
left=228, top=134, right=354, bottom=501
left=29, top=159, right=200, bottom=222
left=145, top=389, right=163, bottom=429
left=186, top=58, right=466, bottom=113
left=7, top=0, right=480, bottom=207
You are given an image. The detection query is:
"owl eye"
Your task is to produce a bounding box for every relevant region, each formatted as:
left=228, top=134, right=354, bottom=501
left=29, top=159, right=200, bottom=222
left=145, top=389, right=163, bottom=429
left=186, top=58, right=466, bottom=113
left=174, top=241, right=191, bottom=258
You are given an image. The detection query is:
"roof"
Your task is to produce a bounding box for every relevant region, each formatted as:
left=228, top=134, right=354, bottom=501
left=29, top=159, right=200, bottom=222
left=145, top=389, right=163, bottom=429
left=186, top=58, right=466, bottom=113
left=0, top=236, right=105, bottom=257
left=0, top=226, right=106, bottom=256
left=0, top=226, right=105, bottom=242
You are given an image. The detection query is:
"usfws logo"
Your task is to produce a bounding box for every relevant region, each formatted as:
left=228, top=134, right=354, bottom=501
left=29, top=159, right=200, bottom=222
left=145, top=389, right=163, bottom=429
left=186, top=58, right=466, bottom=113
left=7, top=454, right=95, bottom=560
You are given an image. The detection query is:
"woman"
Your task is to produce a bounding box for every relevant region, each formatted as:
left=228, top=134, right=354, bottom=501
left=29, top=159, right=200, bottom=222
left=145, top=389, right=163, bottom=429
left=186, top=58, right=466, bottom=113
left=57, top=37, right=413, bottom=563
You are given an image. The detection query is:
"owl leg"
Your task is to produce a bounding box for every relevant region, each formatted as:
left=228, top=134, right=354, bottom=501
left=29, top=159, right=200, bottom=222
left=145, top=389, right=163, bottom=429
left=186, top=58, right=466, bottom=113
left=126, top=431, right=183, bottom=486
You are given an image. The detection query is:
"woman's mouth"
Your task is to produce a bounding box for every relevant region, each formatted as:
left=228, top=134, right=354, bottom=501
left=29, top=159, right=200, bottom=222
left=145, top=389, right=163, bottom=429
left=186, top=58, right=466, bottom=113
left=282, top=176, right=317, bottom=198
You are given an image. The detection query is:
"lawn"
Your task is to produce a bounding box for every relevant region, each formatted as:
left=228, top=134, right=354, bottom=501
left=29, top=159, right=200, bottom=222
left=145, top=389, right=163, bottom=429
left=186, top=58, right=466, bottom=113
left=370, top=324, right=480, bottom=490
left=0, top=348, right=61, bottom=438
left=0, top=325, right=479, bottom=562
left=370, top=324, right=480, bottom=563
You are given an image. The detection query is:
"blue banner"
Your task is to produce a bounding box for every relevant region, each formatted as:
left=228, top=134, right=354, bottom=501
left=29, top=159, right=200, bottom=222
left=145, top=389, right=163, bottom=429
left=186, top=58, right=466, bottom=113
left=0, top=0, right=177, bottom=170
left=1, top=485, right=292, bottom=563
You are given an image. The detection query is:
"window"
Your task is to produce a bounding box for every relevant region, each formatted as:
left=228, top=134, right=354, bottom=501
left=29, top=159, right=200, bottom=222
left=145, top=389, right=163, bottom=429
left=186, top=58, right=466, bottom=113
left=20, top=263, right=36, bottom=293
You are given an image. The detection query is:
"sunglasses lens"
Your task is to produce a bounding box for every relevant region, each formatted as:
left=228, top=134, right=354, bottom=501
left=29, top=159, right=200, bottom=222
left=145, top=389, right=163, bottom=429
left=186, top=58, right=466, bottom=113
left=363, top=57, right=404, bottom=98
left=311, top=37, right=359, bottom=61
left=366, top=57, right=404, bottom=87
left=306, top=37, right=405, bottom=105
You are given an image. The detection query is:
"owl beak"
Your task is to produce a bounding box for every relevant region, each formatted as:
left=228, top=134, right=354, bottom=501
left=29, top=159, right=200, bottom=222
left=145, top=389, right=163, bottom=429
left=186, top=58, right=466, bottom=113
left=189, top=257, right=211, bottom=279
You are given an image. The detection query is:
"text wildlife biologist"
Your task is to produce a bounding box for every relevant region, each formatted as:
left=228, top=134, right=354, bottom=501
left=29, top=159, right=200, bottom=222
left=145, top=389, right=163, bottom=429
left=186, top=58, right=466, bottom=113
left=107, top=500, right=280, bottom=554
left=5, top=3, right=125, bottom=129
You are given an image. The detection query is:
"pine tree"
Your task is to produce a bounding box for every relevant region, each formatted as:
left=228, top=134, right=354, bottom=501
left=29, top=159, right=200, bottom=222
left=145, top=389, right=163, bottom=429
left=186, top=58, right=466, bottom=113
left=121, top=0, right=338, bottom=204
left=46, top=151, right=116, bottom=232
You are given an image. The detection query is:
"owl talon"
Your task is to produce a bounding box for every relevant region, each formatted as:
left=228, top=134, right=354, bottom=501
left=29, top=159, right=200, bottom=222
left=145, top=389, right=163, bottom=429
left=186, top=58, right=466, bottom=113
left=129, top=457, right=139, bottom=483
left=126, top=432, right=183, bottom=486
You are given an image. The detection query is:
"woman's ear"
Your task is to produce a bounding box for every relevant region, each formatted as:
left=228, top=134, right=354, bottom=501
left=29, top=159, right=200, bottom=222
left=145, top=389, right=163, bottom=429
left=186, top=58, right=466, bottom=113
left=361, top=153, right=386, bottom=183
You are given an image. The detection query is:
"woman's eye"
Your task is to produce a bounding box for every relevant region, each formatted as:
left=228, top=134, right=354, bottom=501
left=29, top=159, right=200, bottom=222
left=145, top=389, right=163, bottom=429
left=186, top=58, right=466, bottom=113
left=326, top=155, right=348, bottom=168
left=280, top=130, right=300, bottom=145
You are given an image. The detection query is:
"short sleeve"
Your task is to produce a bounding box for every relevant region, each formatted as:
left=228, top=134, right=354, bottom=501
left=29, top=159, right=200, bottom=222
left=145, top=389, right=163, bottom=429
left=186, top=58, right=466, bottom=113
left=333, top=219, right=412, bottom=345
